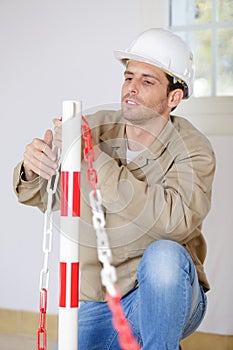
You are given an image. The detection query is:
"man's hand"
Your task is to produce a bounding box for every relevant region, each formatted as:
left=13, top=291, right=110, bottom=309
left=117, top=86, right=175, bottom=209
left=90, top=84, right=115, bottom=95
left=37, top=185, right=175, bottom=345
left=23, top=129, right=58, bottom=181
left=22, top=117, right=102, bottom=181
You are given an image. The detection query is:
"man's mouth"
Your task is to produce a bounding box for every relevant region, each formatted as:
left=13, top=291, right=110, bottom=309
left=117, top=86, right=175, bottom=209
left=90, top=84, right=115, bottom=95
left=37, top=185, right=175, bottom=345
left=125, top=99, right=139, bottom=106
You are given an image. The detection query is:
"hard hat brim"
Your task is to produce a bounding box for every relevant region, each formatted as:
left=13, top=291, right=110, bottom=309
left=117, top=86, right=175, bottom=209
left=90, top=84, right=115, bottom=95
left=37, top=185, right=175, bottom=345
left=114, top=50, right=166, bottom=72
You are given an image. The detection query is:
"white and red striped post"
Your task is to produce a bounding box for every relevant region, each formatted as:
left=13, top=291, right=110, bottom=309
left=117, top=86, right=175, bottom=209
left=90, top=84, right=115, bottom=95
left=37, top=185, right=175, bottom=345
left=58, top=101, right=82, bottom=350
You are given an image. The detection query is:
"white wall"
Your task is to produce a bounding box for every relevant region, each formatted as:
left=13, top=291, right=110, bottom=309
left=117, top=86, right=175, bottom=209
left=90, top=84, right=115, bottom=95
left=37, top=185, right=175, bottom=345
left=0, top=0, right=141, bottom=314
left=199, top=135, right=233, bottom=335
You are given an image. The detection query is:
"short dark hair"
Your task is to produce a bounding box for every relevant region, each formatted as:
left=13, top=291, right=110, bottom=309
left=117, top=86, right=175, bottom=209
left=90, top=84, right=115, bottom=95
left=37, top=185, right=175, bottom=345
left=165, top=74, right=188, bottom=111
left=166, top=74, right=188, bottom=98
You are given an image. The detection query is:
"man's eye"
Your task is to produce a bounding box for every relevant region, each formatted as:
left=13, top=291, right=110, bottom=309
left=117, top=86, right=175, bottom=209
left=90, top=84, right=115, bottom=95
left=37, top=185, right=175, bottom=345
left=125, top=77, right=132, bottom=81
left=145, top=80, right=153, bottom=85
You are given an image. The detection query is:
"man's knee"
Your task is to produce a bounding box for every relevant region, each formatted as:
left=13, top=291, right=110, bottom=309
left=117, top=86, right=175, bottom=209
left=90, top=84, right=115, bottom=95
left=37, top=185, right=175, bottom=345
left=137, top=240, right=187, bottom=287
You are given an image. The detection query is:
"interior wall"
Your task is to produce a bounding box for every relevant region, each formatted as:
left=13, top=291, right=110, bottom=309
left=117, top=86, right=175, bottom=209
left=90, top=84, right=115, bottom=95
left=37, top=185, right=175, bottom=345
left=198, top=135, right=233, bottom=335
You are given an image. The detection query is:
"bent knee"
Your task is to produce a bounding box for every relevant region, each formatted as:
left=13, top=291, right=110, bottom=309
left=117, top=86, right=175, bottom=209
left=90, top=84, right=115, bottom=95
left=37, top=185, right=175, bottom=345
left=137, top=240, right=188, bottom=287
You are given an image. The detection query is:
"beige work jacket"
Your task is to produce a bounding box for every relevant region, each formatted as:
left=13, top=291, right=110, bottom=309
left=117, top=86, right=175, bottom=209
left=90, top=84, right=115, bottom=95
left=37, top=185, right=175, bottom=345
left=13, top=110, right=216, bottom=301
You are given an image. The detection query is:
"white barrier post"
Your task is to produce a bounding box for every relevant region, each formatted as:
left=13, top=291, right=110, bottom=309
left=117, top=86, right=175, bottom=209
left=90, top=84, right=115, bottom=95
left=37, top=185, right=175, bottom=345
left=58, top=101, right=82, bottom=350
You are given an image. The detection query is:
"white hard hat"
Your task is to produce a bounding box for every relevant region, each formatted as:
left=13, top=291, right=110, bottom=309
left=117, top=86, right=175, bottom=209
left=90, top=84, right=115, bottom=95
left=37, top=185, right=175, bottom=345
left=114, top=28, right=194, bottom=98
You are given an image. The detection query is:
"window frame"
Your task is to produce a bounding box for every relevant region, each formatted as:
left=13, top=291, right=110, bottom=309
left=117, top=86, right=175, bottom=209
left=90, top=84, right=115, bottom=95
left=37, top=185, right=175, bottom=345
left=140, top=0, right=233, bottom=135
left=169, top=0, right=233, bottom=97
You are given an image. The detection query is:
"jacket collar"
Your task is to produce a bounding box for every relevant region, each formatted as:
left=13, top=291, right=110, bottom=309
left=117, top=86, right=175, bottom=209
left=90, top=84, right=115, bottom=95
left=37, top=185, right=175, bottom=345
left=99, top=112, right=177, bottom=168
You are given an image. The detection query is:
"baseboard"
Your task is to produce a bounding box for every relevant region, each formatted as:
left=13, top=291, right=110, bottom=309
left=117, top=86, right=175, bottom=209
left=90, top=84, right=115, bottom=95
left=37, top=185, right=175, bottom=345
left=0, top=309, right=58, bottom=340
left=181, top=332, right=233, bottom=350
left=0, top=308, right=232, bottom=349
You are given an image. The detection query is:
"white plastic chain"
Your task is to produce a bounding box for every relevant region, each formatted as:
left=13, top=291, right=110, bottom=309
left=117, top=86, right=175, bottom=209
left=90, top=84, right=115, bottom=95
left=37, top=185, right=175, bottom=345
left=39, top=149, right=61, bottom=292
left=83, top=117, right=141, bottom=350
left=37, top=150, right=61, bottom=350
left=89, top=189, right=117, bottom=297
left=82, top=116, right=118, bottom=298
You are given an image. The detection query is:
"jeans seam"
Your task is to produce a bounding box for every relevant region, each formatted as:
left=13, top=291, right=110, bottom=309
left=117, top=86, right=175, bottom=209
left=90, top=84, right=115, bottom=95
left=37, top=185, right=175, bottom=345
left=104, top=329, right=118, bottom=350
left=182, top=297, right=207, bottom=339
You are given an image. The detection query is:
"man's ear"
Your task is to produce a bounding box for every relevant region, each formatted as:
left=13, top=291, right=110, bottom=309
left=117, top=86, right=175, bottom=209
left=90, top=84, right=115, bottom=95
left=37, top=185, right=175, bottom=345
left=168, top=89, right=184, bottom=109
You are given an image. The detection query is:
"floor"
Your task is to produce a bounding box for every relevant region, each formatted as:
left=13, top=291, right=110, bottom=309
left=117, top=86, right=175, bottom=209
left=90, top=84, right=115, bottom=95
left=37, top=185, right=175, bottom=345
left=0, top=333, right=57, bottom=350
left=1, top=332, right=233, bottom=350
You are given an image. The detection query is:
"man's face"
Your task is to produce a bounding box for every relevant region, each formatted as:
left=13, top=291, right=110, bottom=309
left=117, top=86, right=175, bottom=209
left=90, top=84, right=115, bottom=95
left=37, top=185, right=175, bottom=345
left=121, top=61, right=171, bottom=125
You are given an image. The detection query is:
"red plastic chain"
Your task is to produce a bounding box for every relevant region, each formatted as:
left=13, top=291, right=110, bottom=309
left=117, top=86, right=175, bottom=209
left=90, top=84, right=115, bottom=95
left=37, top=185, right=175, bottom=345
left=82, top=116, right=141, bottom=350
left=82, top=116, right=98, bottom=196
left=107, top=289, right=141, bottom=350
left=37, top=288, right=47, bottom=350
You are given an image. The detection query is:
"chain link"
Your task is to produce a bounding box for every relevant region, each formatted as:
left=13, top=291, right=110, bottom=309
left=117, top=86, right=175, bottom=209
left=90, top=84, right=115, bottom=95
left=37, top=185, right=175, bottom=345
left=82, top=118, right=97, bottom=195
left=82, top=116, right=117, bottom=296
left=82, top=116, right=141, bottom=350
left=107, top=290, right=141, bottom=350
left=89, top=190, right=117, bottom=297
left=37, top=149, right=60, bottom=350
left=37, top=288, right=47, bottom=350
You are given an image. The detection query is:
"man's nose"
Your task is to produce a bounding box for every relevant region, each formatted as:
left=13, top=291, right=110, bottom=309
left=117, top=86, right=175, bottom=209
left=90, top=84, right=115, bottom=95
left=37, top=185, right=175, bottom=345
left=128, top=80, right=139, bottom=95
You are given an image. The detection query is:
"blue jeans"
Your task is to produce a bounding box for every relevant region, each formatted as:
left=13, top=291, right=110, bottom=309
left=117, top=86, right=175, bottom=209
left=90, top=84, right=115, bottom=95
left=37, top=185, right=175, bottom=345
left=60, top=240, right=207, bottom=349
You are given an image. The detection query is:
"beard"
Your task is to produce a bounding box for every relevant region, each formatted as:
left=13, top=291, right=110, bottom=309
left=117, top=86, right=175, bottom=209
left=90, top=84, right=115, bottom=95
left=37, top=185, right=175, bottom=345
left=121, top=98, right=164, bottom=126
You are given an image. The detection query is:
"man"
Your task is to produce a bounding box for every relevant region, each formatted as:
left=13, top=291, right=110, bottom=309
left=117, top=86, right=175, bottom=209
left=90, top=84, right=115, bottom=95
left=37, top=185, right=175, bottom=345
left=14, top=28, right=215, bottom=349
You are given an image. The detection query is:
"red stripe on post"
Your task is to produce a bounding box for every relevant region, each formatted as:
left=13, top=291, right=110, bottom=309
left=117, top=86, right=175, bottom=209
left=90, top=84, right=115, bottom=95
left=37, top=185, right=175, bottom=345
left=59, top=262, right=67, bottom=307
left=61, top=171, right=69, bottom=216
left=72, top=172, right=80, bottom=217
left=70, top=262, right=79, bottom=308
